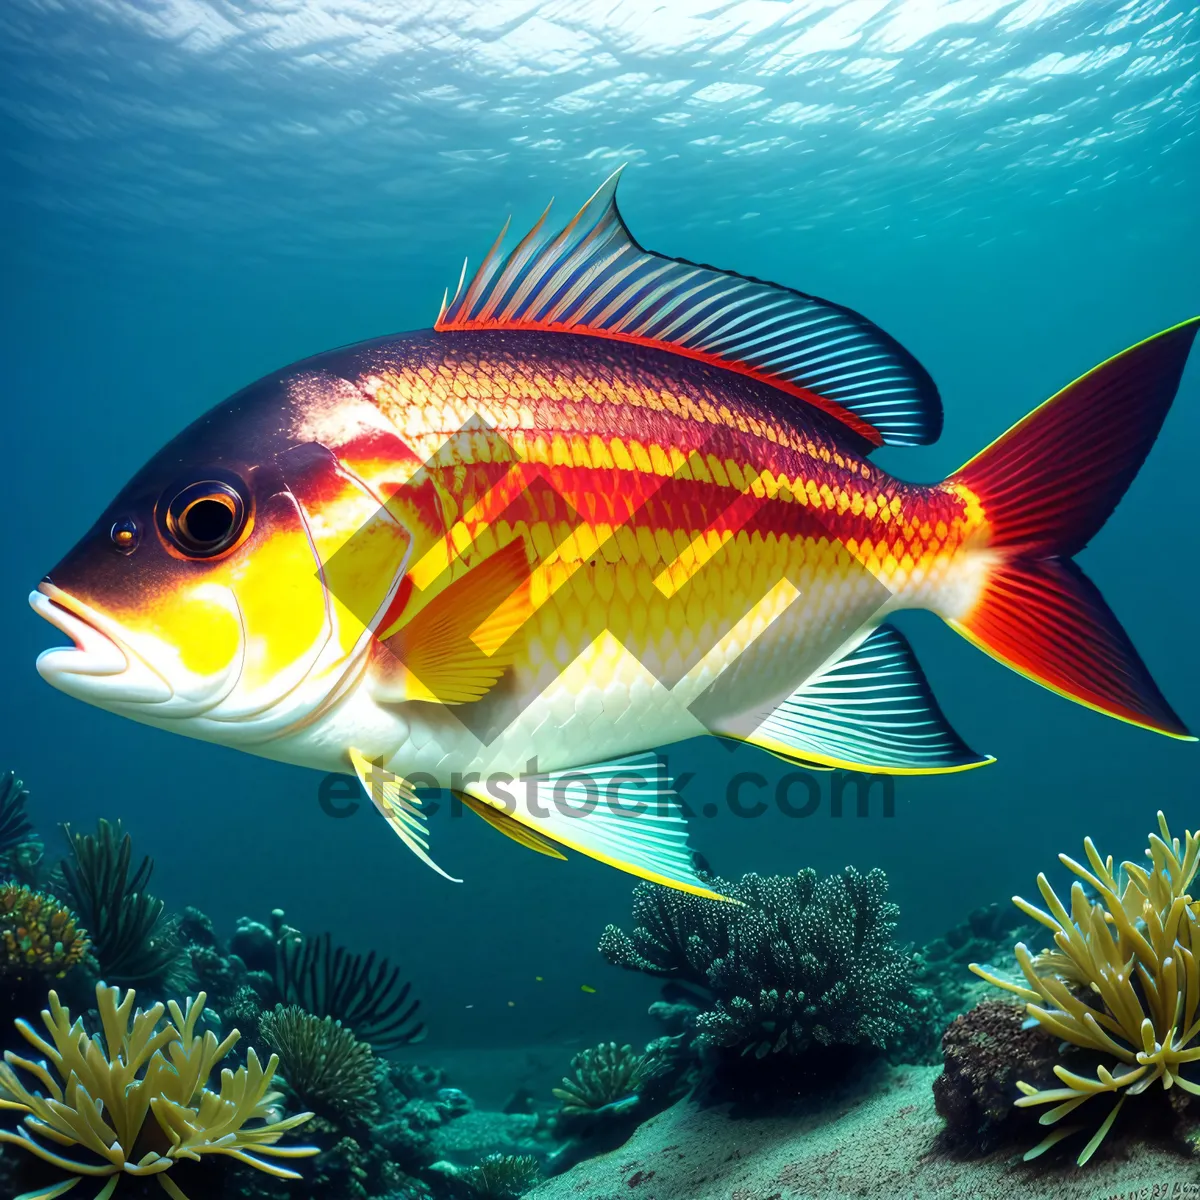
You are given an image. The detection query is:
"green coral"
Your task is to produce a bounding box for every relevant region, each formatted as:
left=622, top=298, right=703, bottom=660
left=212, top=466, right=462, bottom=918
left=552, top=1043, right=659, bottom=1118
left=601, top=867, right=917, bottom=1058
left=60, top=819, right=184, bottom=988
left=459, top=1153, right=540, bottom=1198
left=258, top=1005, right=378, bottom=1115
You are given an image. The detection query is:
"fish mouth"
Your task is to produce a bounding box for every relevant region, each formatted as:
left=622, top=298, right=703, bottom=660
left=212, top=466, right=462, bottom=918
left=31, top=582, right=173, bottom=705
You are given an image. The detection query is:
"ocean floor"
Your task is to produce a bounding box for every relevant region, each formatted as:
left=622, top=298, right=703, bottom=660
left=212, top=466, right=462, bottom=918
left=527, top=1064, right=1200, bottom=1200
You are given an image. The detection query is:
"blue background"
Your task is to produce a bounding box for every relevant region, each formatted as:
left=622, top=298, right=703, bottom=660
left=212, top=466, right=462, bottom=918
left=1, top=0, right=1197, bottom=1083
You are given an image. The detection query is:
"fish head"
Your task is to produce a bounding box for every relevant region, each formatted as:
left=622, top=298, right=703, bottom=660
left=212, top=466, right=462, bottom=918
left=31, top=365, right=444, bottom=741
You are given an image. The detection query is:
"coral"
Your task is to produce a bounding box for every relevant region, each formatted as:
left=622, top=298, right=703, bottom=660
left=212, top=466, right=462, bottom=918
left=0, top=885, right=89, bottom=981
left=275, top=931, right=424, bottom=1049
left=552, top=1043, right=659, bottom=1119
left=0, top=982, right=318, bottom=1198
left=60, top=819, right=184, bottom=989
left=971, top=811, right=1200, bottom=1165
left=259, top=1005, right=378, bottom=1115
left=601, top=867, right=917, bottom=1060
left=0, top=771, right=45, bottom=889
left=0, top=771, right=37, bottom=858
left=908, top=902, right=1037, bottom=1055
left=933, top=999, right=1061, bottom=1151
left=458, top=1153, right=540, bottom=1198
left=230, top=916, right=281, bottom=974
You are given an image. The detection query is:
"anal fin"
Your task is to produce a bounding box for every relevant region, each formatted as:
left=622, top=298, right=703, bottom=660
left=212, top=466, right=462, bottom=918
left=349, top=748, right=462, bottom=882
left=456, top=790, right=567, bottom=860
left=461, top=753, right=731, bottom=901
left=714, top=624, right=992, bottom=775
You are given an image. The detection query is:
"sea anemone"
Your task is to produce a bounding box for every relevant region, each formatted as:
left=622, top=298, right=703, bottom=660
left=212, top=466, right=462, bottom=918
left=0, top=982, right=318, bottom=1198
left=552, top=1043, right=659, bottom=1119
left=971, top=811, right=1200, bottom=1165
left=0, top=884, right=89, bottom=980
left=274, top=931, right=424, bottom=1049
left=459, top=1152, right=540, bottom=1198
left=60, top=820, right=184, bottom=989
left=258, top=1005, right=378, bottom=1115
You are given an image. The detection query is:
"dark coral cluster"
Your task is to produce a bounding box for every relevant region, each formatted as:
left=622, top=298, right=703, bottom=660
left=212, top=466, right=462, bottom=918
left=933, top=998, right=1061, bottom=1152
left=601, top=867, right=918, bottom=1063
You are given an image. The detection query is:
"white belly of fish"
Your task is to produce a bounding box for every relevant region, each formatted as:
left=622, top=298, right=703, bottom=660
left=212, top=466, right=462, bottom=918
left=373, top=571, right=899, bottom=785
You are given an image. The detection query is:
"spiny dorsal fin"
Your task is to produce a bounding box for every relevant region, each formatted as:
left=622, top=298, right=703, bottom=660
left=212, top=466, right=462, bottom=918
left=436, top=169, right=942, bottom=448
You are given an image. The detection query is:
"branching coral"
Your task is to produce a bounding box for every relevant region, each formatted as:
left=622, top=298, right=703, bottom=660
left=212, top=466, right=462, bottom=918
left=0, top=885, right=89, bottom=980
left=601, top=868, right=916, bottom=1058
left=0, top=983, right=318, bottom=1199
left=552, top=1043, right=659, bottom=1119
left=258, top=1005, right=378, bottom=1115
left=60, top=820, right=184, bottom=989
left=970, top=812, right=1200, bottom=1165
left=275, top=931, right=424, bottom=1049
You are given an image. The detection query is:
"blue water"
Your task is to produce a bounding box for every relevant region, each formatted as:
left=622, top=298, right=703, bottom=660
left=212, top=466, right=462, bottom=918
left=1, top=0, right=1197, bottom=1078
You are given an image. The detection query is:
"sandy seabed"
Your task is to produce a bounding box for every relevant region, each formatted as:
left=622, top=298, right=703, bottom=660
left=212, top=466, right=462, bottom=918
left=528, top=1065, right=1200, bottom=1200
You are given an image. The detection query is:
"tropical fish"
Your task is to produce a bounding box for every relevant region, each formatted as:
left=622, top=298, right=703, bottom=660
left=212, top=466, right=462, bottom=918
left=31, top=173, right=1197, bottom=900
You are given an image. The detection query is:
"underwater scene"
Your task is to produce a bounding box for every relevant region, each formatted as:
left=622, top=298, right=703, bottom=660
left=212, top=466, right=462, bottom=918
left=2, top=1, right=1199, bottom=1198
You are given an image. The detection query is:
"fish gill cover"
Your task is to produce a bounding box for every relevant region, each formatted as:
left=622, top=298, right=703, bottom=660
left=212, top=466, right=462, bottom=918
left=1, top=2, right=1199, bottom=1199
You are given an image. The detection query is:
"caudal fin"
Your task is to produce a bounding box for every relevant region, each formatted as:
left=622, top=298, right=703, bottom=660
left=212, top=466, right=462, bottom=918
left=947, top=318, right=1198, bottom=739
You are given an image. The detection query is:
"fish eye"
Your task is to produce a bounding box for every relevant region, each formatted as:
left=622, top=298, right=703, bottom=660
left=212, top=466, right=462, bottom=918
left=160, top=477, right=251, bottom=559
left=110, top=519, right=140, bottom=555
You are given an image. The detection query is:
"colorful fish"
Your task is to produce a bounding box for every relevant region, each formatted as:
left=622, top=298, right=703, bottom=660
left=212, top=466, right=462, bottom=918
left=31, top=173, right=1196, bottom=900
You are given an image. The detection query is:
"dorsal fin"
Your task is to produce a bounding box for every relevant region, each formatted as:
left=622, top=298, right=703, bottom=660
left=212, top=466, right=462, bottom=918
left=436, top=169, right=942, bottom=448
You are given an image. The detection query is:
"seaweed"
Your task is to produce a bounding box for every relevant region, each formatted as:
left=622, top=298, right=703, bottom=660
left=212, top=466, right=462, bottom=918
left=275, top=931, right=424, bottom=1050
left=59, top=817, right=184, bottom=988
left=0, top=771, right=35, bottom=857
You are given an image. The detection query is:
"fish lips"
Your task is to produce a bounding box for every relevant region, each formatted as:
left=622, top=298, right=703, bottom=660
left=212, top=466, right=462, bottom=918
left=30, top=582, right=173, bottom=707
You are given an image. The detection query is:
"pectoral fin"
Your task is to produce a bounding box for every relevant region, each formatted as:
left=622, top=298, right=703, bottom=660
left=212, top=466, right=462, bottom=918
left=372, top=538, right=533, bottom=704
left=714, top=624, right=992, bottom=774
left=348, top=748, right=462, bottom=882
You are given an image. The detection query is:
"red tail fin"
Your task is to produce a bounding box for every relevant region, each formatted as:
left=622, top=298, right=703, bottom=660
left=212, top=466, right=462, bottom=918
left=948, top=318, right=1198, bottom=738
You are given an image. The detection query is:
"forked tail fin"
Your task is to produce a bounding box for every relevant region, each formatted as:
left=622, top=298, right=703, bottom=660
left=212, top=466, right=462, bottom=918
left=946, top=318, right=1199, bottom=739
